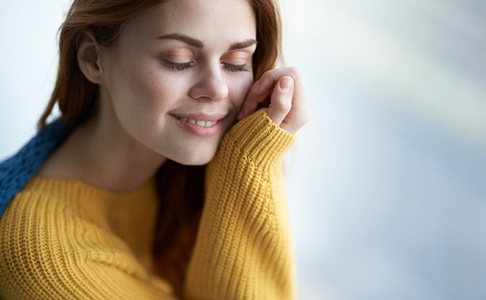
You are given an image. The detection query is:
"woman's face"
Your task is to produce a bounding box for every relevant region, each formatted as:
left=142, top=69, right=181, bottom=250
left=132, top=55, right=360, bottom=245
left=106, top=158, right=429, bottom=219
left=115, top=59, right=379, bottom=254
left=98, top=0, right=257, bottom=165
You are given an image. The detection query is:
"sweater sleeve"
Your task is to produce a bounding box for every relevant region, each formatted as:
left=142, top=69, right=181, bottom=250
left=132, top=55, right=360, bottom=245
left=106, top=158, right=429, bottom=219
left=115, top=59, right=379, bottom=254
left=184, top=109, right=297, bottom=299
left=0, top=191, right=175, bottom=300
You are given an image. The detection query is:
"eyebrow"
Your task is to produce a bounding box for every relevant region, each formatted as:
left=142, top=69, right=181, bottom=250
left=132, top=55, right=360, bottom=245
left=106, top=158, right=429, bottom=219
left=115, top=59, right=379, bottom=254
left=157, top=33, right=257, bottom=50
left=158, top=33, right=203, bottom=48
left=228, top=39, right=258, bottom=51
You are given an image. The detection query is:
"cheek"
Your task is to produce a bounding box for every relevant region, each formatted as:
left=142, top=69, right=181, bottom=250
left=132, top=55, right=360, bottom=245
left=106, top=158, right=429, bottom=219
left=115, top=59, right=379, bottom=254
left=229, top=75, right=254, bottom=108
left=125, top=68, right=170, bottom=108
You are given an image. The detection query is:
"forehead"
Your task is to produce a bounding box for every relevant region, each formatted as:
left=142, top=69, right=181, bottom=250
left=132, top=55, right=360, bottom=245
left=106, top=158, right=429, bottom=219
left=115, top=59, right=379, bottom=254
left=123, top=0, right=256, bottom=44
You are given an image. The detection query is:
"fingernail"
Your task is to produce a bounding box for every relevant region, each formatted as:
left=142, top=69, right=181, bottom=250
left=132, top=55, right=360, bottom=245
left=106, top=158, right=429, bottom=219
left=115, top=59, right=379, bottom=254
left=279, top=76, right=293, bottom=92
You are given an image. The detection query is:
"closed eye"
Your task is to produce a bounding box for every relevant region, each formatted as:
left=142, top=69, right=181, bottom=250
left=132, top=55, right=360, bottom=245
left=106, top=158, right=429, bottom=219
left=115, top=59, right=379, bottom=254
left=162, top=60, right=194, bottom=71
left=222, top=63, right=250, bottom=72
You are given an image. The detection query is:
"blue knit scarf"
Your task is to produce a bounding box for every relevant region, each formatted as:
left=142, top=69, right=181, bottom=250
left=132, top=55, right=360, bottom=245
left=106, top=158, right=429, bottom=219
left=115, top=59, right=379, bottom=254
left=0, top=121, right=71, bottom=217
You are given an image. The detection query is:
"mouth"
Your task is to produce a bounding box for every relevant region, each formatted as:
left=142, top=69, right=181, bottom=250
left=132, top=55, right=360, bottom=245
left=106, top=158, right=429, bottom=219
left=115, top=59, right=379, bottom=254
left=169, top=112, right=227, bottom=137
left=173, top=116, right=219, bottom=128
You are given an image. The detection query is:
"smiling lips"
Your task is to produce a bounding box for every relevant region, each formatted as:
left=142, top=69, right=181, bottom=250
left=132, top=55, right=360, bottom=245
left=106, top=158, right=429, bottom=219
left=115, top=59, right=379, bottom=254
left=176, top=116, right=218, bottom=128
left=171, top=113, right=226, bottom=137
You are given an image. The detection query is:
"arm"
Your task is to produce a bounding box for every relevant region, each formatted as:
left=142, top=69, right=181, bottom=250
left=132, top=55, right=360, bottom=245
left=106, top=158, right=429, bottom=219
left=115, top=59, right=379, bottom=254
left=185, top=68, right=308, bottom=299
left=185, top=109, right=296, bottom=299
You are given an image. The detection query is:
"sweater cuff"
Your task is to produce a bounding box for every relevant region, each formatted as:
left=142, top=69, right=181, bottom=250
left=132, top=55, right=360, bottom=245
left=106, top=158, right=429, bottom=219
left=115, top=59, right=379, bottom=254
left=223, top=109, right=296, bottom=170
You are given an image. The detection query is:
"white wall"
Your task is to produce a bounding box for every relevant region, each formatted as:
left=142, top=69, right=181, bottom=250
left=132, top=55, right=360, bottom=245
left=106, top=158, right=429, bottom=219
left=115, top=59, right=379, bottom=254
left=2, top=1, right=486, bottom=299
left=0, top=1, right=71, bottom=156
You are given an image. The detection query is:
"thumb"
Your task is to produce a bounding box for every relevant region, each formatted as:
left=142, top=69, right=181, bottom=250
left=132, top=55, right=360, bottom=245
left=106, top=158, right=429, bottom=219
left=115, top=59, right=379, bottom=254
left=267, top=76, right=294, bottom=126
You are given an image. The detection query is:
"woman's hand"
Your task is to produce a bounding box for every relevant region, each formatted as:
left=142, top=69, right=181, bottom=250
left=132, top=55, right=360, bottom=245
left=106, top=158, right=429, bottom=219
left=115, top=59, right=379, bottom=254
left=237, top=67, right=308, bottom=134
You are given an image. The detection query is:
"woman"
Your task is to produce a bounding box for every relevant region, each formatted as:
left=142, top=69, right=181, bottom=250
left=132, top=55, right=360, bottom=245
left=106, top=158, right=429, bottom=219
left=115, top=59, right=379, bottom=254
left=0, top=0, right=307, bottom=298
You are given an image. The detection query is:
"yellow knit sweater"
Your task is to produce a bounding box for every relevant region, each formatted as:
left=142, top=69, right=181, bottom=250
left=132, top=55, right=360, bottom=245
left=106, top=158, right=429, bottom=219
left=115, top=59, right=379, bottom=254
left=0, top=110, right=296, bottom=300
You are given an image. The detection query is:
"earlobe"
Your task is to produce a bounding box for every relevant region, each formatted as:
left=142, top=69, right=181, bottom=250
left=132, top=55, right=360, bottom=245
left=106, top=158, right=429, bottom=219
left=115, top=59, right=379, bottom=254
left=77, top=30, right=104, bottom=84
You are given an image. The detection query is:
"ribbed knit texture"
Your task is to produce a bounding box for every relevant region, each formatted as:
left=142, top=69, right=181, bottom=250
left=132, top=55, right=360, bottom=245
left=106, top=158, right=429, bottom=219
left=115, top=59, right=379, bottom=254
left=0, top=120, right=71, bottom=216
left=0, top=177, right=174, bottom=299
left=0, top=109, right=296, bottom=299
left=185, top=109, right=296, bottom=299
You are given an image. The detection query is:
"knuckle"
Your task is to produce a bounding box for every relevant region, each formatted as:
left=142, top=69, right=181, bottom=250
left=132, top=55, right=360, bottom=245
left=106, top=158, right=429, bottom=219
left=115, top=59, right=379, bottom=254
left=260, top=67, right=302, bottom=83
left=287, top=67, right=301, bottom=81
left=259, top=71, right=272, bottom=82
left=273, top=101, right=292, bottom=114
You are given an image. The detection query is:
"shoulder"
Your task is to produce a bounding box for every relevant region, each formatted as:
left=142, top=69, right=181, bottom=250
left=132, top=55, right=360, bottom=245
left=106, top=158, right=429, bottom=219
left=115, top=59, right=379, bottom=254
left=0, top=177, right=88, bottom=235
left=0, top=178, right=133, bottom=258
left=0, top=182, right=149, bottom=298
left=0, top=183, right=118, bottom=260
left=0, top=120, right=72, bottom=217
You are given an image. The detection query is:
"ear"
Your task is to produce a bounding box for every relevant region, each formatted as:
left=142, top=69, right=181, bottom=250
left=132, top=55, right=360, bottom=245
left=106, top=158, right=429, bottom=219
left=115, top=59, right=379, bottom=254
left=76, top=29, right=104, bottom=84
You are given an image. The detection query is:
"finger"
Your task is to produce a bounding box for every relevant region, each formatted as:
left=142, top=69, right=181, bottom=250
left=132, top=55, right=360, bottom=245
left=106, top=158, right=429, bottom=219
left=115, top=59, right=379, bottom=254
left=267, top=76, right=294, bottom=126
left=237, top=76, right=274, bottom=120
left=277, top=69, right=308, bottom=133
left=279, top=91, right=309, bottom=134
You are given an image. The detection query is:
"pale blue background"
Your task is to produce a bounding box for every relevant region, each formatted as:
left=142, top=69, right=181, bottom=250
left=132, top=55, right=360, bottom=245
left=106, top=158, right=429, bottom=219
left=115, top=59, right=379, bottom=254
left=1, top=1, right=486, bottom=299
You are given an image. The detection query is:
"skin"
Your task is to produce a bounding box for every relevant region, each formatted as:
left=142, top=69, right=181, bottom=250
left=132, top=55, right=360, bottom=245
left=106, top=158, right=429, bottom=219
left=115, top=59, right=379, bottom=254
left=39, top=0, right=308, bottom=192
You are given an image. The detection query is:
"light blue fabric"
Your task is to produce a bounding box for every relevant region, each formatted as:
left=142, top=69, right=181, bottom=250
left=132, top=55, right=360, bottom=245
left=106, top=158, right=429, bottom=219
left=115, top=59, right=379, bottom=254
left=0, top=120, right=71, bottom=217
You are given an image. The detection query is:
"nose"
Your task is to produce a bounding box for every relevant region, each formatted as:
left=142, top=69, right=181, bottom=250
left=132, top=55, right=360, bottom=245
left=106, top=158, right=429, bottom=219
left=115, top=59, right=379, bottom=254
left=188, top=65, right=229, bottom=101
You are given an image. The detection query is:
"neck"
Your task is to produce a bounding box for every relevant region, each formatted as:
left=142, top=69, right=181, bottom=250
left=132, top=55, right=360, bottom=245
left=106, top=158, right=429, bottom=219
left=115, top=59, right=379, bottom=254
left=39, top=114, right=166, bottom=192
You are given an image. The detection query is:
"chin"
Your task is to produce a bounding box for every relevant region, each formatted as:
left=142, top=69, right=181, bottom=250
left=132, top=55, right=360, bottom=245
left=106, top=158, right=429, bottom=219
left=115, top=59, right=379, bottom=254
left=169, top=149, right=217, bottom=166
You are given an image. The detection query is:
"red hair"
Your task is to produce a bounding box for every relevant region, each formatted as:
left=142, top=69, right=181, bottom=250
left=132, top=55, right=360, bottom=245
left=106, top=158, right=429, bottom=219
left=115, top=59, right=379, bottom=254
left=38, top=0, right=282, bottom=295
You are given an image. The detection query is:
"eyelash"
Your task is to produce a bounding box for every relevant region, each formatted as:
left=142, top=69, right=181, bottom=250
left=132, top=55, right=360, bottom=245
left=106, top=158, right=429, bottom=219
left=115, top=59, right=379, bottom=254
left=162, top=60, right=249, bottom=72
left=222, top=63, right=250, bottom=72
left=162, top=60, right=194, bottom=71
